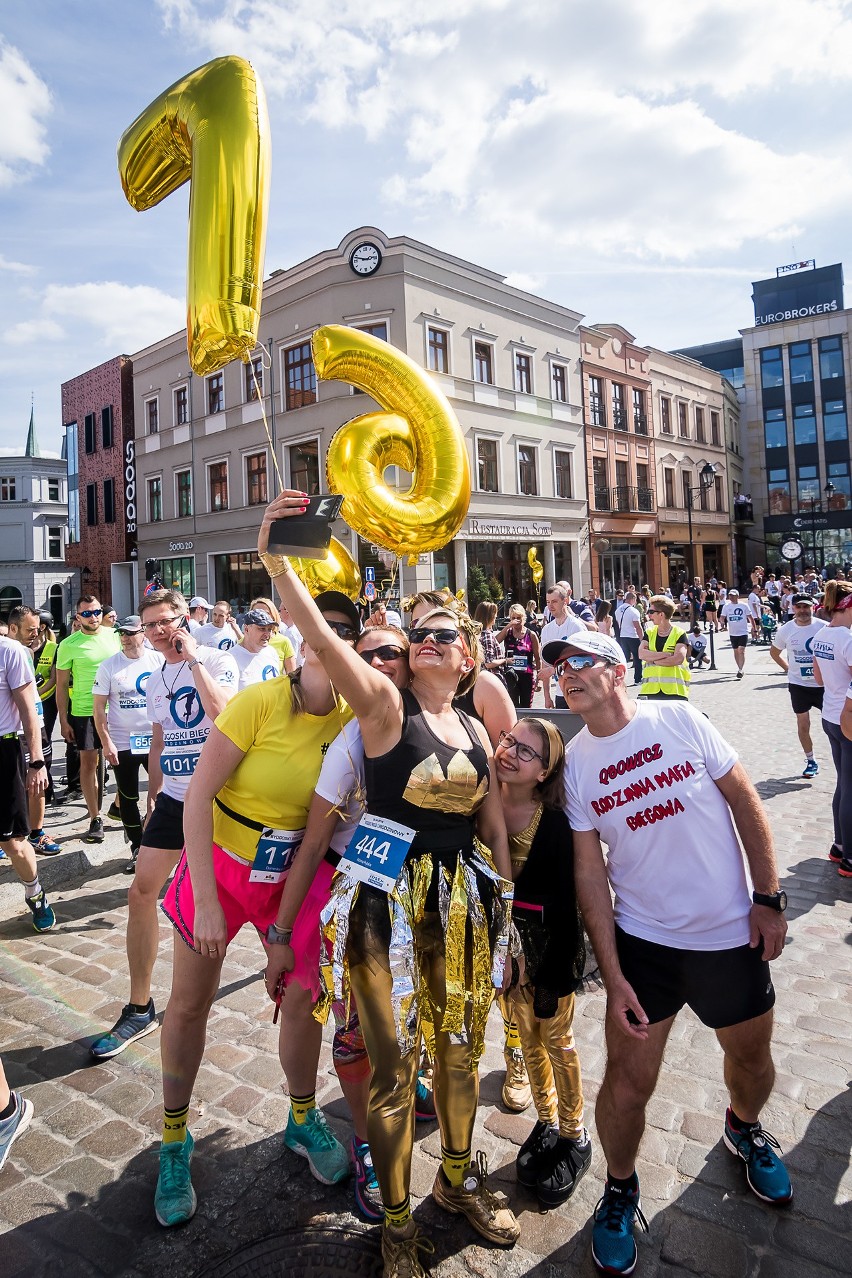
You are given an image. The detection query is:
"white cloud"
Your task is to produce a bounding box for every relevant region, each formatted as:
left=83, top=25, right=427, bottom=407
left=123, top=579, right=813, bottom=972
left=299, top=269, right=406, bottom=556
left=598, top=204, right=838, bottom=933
left=3, top=282, right=184, bottom=352
left=3, top=318, right=65, bottom=345
left=0, top=254, right=35, bottom=275
left=0, top=38, right=51, bottom=186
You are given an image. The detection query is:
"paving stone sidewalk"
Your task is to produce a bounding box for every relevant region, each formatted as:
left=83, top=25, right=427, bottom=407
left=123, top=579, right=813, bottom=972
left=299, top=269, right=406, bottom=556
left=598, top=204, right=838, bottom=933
left=0, top=638, right=850, bottom=1277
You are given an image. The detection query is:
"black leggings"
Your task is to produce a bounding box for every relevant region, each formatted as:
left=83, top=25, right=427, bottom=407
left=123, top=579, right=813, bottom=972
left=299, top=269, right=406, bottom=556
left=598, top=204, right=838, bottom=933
left=112, top=750, right=149, bottom=851
left=509, top=670, right=535, bottom=708
left=823, top=721, right=852, bottom=852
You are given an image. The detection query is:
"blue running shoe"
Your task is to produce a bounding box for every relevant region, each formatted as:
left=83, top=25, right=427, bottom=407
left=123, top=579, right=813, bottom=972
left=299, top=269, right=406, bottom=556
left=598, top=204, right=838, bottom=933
left=283, top=1107, right=350, bottom=1185
left=723, top=1110, right=792, bottom=1204
left=90, top=1000, right=157, bottom=1060
left=351, top=1137, right=383, bottom=1220
left=0, top=1092, right=33, bottom=1171
left=155, top=1132, right=197, bottom=1226
left=25, top=890, right=56, bottom=933
left=802, top=760, right=819, bottom=779
left=592, top=1180, right=648, bottom=1275
left=415, top=1072, right=437, bottom=1122
left=28, top=830, right=61, bottom=856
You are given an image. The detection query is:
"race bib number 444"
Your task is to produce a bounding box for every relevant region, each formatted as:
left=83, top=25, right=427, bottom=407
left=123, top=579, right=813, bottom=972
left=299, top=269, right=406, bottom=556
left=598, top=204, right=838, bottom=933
left=340, top=814, right=415, bottom=894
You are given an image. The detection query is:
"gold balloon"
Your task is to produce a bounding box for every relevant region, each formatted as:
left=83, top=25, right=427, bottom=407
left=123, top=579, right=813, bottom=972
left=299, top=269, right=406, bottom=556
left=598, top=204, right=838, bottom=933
left=290, top=536, right=362, bottom=601
left=118, top=56, right=271, bottom=377
left=316, top=325, right=471, bottom=564
left=527, top=546, right=544, bottom=586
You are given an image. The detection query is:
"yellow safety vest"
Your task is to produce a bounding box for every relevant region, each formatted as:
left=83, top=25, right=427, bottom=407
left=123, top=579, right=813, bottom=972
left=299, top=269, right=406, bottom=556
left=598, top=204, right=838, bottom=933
left=35, top=640, right=57, bottom=701
left=639, top=625, right=691, bottom=699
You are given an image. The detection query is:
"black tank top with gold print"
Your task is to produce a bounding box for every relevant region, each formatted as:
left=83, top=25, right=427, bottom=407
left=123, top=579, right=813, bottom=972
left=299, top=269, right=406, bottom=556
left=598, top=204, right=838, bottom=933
left=364, top=688, right=489, bottom=853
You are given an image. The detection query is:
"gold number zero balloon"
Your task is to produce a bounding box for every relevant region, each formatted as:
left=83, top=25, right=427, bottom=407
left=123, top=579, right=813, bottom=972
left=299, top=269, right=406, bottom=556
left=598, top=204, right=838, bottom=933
left=316, top=325, right=471, bottom=564
left=290, top=536, right=362, bottom=602
left=118, top=56, right=271, bottom=377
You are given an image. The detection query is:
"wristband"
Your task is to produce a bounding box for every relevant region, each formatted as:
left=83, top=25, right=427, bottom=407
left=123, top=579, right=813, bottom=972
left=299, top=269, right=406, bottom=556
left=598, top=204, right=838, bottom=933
left=259, top=551, right=291, bottom=578
left=265, top=922, right=293, bottom=945
left=28, top=760, right=46, bottom=770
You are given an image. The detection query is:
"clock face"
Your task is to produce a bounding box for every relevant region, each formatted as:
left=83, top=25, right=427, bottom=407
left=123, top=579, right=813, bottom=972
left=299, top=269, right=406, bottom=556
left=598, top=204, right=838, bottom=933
left=349, top=242, right=382, bottom=276
left=781, top=538, right=804, bottom=561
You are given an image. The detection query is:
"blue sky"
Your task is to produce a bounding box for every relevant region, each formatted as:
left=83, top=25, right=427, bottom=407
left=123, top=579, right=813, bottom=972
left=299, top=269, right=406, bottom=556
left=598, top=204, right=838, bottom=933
left=3, top=0, right=852, bottom=454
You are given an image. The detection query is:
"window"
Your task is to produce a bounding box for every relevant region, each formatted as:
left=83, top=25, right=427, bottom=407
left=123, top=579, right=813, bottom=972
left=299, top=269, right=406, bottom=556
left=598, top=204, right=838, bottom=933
left=589, top=376, right=605, bottom=426
left=477, top=439, right=498, bottom=492
left=101, top=405, right=114, bottom=448
left=819, top=335, right=843, bottom=380
left=612, top=383, right=626, bottom=430
left=768, top=468, right=791, bottom=514
left=84, top=412, right=96, bottom=454
left=146, top=399, right=159, bottom=435
left=789, top=341, right=814, bottom=384
left=427, top=327, right=449, bottom=373
left=208, top=462, right=228, bottom=512
left=245, top=354, right=264, bottom=402
left=284, top=342, right=317, bottom=410
left=797, top=467, right=820, bottom=507
left=636, top=463, right=650, bottom=492
left=518, top=444, right=538, bottom=496
left=760, top=346, right=784, bottom=389
left=86, top=482, right=98, bottom=525
left=633, top=388, right=647, bottom=433
left=174, top=386, right=189, bottom=425
left=664, top=468, right=675, bottom=507
left=207, top=373, right=224, bottom=415
left=176, top=469, right=192, bottom=517
left=699, top=477, right=709, bottom=511
left=593, top=457, right=609, bottom=508
left=515, top=353, right=532, bottom=395
left=714, top=475, right=724, bottom=512
left=359, top=321, right=388, bottom=341
left=0, top=477, right=15, bottom=501
left=48, top=478, right=60, bottom=501
left=678, top=402, right=689, bottom=437
left=147, top=476, right=163, bottom=521
left=824, top=399, right=848, bottom=442
left=695, top=406, right=705, bottom=443
left=288, top=440, right=320, bottom=494
left=103, top=478, right=115, bottom=524
left=764, top=407, right=787, bottom=450
left=47, top=527, right=62, bottom=559
left=474, top=342, right=494, bottom=385
left=660, top=397, right=672, bottom=434
left=551, top=363, right=567, bottom=403
left=554, top=450, right=573, bottom=498
left=246, top=452, right=268, bottom=506
left=710, top=410, right=721, bottom=446
left=793, top=403, right=817, bottom=446
left=828, top=461, right=851, bottom=507
left=681, top=471, right=692, bottom=509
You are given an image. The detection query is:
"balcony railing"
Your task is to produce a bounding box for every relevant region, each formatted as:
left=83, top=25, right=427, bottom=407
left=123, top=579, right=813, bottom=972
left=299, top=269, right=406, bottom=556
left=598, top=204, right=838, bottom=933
left=733, top=500, right=754, bottom=522
left=612, top=409, right=628, bottom=431
left=595, top=485, right=655, bottom=513
left=633, top=413, right=648, bottom=435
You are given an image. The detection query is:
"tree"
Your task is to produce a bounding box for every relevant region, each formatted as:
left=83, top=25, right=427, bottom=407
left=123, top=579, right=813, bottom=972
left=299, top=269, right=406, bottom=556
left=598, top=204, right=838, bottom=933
left=466, top=564, right=493, bottom=611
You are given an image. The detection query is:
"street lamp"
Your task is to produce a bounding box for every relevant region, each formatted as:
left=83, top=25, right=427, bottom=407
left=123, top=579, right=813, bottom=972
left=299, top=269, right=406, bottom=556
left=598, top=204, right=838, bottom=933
left=684, top=462, right=717, bottom=583
left=808, top=481, right=836, bottom=570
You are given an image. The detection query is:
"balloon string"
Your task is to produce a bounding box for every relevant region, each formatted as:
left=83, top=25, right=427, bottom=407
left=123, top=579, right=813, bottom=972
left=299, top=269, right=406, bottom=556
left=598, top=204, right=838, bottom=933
left=249, top=358, right=286, bottom=494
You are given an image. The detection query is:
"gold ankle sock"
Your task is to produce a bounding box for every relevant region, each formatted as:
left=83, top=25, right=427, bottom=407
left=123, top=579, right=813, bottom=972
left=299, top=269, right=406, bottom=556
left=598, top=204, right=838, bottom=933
left=162, top=1104, right=189, bottom=1145
left=289, top=1091, right=316, bottom=1125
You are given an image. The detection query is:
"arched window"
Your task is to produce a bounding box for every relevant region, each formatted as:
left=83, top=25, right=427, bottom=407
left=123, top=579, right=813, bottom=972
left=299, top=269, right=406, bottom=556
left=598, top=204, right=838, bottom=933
left=0, top=586, right=23, bottom=621
left=49, top=583, right=64, bottom=627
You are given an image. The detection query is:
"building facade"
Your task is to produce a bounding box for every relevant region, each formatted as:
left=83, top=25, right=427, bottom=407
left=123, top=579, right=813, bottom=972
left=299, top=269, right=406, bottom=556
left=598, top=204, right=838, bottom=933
left=128, top=227, right=589, bottom=610
left=0, top=413, right=74, bottom=623
left=61, top=356, right=138, bottom=615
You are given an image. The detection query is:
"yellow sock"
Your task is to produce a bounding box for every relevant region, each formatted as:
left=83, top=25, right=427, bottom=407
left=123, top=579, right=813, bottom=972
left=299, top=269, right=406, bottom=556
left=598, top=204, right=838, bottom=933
left=441, top=1146, right=471, bottom=1188
left=503, top=1016, right=521, bottom=1051
left=290, top=1091, right=316, bottom=1125
left=384, top=1195, right=411, bottom=1229
left=162, top=1104, right=189, bottom=1145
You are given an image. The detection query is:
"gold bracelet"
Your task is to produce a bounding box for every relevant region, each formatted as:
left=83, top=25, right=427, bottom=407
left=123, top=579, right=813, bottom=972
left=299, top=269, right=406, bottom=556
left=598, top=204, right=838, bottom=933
left=259, top=550, right=291, bottom=578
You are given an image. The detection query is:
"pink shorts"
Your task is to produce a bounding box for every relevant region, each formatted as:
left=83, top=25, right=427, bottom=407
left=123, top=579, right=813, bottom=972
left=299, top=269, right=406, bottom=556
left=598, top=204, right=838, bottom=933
left=161, top=845, right=336, bottom=1000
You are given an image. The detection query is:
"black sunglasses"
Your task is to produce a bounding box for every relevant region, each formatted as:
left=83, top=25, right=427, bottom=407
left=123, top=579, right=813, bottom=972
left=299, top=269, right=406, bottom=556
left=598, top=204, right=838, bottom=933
left=360, top=644, right=406, bottom=663
left=325, top=620, right=358, bottom=640
left=407, top=627, right=460, bottom=645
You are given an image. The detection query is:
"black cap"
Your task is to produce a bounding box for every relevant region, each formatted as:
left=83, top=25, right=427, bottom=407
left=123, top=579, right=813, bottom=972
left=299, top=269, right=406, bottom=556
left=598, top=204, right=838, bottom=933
left=314, top=590, right=362, bottom=635
left=242, top=608, right=276, bottom=627
left=38, top=611, right=54, bottom=626
left=791, top=593, right=814, bottom=606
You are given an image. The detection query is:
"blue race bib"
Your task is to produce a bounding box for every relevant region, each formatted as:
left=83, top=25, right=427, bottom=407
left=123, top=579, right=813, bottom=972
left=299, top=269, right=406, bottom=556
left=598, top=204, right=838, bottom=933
left=340, top=814, right=416, bottom=894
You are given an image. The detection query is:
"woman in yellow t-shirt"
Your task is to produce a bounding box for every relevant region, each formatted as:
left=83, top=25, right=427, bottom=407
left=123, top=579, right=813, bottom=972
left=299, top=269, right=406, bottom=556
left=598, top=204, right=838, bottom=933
left=154, top=591, right=358, bottom=1228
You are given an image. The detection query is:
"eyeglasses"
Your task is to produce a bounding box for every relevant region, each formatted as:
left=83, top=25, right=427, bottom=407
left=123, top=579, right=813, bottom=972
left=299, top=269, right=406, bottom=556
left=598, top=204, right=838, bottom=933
left=78, top=609, right=102, bottom=618
left=324, top=620, right=357, bottom=640
left=142, top=615, right=183, bottom=633
left=496, top=730, right=545, bottom=764
left=407, top=627, right=460, bottom=645
left=360, top=644, right=406, bottom=663
left=554, top=654, right=608, bottom=676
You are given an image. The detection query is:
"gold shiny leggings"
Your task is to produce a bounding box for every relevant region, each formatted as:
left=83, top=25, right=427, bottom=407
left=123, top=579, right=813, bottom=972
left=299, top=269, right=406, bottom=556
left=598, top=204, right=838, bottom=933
left=348, top=910, right=481, bottom=1209
left=500, top=987, right=584, bottom=1137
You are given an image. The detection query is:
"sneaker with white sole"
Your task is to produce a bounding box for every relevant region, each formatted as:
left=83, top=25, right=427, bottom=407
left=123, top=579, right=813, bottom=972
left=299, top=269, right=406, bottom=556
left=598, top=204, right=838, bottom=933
left=502, top=1047, right=531, bottom=1112
left=802, top=760, right=819, bottom=778
left=90, top=1000, right=157, bottom=1060
left=154, top=1133, right=197, bottom=1226
left=724, top=1110, right=792, bottom=1204
left=592, top=1179, right=648, bottom=1275
left=351, top=1137, right=382, bottom=1220
left=432, top=1152, right=520, bottom=1246
left=283, top=1107, right=350, bottom=1185
left=25, top=891, right=56, bottom=933
left=28, top=830, right=61, bottom=856
left=0, top=1092, right=33, bottom=1171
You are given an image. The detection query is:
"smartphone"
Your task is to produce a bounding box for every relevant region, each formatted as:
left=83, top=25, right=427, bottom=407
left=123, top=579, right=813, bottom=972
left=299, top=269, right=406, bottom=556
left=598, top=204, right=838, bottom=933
left=174, top=616, right=191, bottom=655
left=268, top=494, right=345, bottom=559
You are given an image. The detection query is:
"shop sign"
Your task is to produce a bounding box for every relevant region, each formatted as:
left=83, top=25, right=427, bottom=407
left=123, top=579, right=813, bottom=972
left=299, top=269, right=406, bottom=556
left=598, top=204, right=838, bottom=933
left=466, top=517, right=552, bottom=538
left=125, top=439, right=137, bottom=535
left=168, top=540, right=194, bottom=552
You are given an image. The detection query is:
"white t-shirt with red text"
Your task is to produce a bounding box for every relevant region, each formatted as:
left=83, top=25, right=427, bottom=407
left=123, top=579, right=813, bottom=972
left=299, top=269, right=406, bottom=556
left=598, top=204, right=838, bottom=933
left=563, top=700, right=750, bottom=950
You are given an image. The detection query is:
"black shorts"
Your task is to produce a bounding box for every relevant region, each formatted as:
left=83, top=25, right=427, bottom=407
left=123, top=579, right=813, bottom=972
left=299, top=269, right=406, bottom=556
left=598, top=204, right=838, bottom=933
left=0, top=738, right=28, bottom=842
left=615, top=926, right=775, bottom=1029
left=730, top=634, right=749, bottom=649
left=69, top=713, right=101, bottom=751
left=789, top=684, right=824, bottom=715
left=142, top=792, right=185, bottom=851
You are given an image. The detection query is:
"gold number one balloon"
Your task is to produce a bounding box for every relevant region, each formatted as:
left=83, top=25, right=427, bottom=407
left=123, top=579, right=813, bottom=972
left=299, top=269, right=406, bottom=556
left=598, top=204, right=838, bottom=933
left=318, top=325, right=472, bottom=565
left=118, top=56, right=271, bottom=377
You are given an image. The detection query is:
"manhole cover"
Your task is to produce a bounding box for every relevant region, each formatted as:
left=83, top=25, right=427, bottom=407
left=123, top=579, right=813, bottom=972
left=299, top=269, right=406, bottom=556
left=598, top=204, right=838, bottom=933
left=198, top=1228, right=381, bottom=1277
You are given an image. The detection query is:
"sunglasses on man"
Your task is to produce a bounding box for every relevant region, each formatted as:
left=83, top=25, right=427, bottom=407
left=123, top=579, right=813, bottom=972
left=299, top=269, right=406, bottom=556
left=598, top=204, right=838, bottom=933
left=554, top=654, right=612, bottom=676
left=78, top=609, right=102, bottom=618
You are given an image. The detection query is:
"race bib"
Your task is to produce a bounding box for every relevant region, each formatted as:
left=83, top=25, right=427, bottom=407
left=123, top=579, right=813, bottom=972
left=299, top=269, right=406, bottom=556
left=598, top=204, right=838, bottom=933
left=250, top=827, right=304, bottom=884
left=161, top=752, right=200, bottom=777
left=35, top=699, right=44, bottom=720
left=339, top=814, right=416, bottom=894
left=799, top=664, right=814, bottom=680
left=130, top=733, right=152, bottom=755
left=513, top=653, right=529, bottom=670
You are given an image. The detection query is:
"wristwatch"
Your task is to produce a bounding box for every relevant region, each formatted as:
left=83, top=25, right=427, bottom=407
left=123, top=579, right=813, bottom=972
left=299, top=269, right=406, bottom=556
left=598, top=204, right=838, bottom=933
left=28, top=760, right=46, bottom=770
left=265, top=922, right=293, bottom=945
left=752, top=890, right=787, bottom=911
left=187, top=659, right=204, bottom=671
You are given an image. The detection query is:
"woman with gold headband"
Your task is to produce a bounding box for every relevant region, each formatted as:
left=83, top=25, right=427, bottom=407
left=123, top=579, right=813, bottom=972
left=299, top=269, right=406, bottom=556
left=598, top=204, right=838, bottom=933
left=259, top=494, right=518, bottom=1278
left=494, top=717, right=589, bottom=1207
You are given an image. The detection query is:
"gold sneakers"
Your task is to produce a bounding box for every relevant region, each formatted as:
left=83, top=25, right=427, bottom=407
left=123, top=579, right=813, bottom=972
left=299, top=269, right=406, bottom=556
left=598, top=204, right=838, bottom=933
left=432, top=1152, right=520, bottom=1246
left=381, top=1221, right=434, bottom=1278
left=502, top=1047, right=532, bottom=1112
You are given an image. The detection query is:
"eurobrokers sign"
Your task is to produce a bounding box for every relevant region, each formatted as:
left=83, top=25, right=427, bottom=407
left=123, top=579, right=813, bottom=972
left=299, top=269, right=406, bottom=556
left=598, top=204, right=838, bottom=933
left=752, top=262, right=844, bottom=328
left=755, top=300, right=838, bottom=326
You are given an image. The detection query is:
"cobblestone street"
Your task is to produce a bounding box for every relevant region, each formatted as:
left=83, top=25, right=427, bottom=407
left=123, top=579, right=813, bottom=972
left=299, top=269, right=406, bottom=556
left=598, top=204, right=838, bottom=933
left=1, top=637, right=850, bottom=1277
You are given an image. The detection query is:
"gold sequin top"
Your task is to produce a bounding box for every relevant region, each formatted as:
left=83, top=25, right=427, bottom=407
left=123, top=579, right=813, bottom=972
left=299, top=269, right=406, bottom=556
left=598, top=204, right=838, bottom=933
left=508, top=802, right=543, bottom=872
